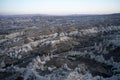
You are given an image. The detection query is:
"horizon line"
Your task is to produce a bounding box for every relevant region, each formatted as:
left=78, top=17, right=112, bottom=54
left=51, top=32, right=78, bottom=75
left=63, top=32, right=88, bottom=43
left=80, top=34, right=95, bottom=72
left=0, top=12, right=120, bottom=16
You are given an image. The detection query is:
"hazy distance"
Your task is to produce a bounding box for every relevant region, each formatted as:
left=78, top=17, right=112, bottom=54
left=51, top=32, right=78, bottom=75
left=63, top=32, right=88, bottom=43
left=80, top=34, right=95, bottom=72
left=0, top=0, right=120, bottom=15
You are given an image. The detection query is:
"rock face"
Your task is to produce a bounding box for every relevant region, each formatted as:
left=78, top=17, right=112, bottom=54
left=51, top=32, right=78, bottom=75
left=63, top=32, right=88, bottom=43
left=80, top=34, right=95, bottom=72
left=0, top=15, right=120, bottom=80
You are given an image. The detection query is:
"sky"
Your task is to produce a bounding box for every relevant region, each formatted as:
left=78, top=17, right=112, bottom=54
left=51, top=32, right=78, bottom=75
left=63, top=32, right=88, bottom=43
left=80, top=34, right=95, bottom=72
left=0, top=0, right=120, bottom=15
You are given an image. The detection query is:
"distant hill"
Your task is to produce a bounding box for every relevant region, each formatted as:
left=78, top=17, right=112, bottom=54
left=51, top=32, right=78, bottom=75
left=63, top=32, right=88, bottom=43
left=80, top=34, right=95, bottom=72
left=0, top=13, right=120, bottom=17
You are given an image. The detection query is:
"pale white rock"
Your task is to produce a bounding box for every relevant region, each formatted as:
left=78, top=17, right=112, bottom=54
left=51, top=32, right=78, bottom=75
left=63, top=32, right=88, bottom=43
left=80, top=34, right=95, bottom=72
left=0, top=60, right=5, bottom=68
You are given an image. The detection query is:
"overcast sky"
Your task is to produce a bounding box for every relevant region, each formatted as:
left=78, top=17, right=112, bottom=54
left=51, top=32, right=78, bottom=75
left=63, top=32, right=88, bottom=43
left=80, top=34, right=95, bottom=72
left=0, top=0, right=120, bottom=15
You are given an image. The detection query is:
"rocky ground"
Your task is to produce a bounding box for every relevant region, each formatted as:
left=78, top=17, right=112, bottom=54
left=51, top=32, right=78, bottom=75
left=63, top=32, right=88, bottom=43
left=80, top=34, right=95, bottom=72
left=0, top=15, right=120, bottom=80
